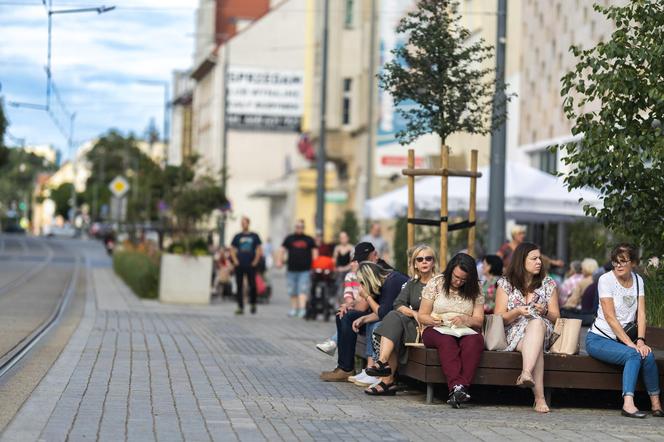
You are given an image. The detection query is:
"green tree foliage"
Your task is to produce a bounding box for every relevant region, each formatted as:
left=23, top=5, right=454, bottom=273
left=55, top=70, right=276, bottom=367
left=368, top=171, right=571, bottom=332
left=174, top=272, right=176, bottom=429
left=0, top=98, right=9, bottom=168
left=84, top=130, right=165, bottom=222
left=0, top=148, right=55, bottom=217
left=49, top=182, right=77, bottom=219
left=378, top=0, right=510, bottom=145
left=560, top=1, right=664, bottom=255
left=338, top=210, right=360, bottom=244
left=393, top=217, right=408, bottom=274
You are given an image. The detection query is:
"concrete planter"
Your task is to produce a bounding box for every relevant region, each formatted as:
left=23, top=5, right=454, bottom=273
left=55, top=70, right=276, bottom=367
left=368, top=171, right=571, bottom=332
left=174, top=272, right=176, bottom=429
left=159, top=253, right=213, bottom=304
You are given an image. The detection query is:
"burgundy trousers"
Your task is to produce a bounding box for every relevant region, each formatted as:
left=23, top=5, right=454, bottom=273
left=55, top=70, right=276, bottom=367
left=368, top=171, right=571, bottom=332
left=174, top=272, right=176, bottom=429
left=422, top=327, right=484, bottom=392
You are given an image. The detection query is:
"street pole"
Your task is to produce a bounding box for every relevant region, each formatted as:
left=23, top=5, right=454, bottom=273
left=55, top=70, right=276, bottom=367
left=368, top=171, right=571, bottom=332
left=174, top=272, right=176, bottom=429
left=316, top=0, right=330, bottom=238
left=488, top=0, right=507, bottom=253
left=220, top=41, right=231, bottom=247
left=365, top=0, right=377, bottom=206
left=68, top=112, right=77, bottom=223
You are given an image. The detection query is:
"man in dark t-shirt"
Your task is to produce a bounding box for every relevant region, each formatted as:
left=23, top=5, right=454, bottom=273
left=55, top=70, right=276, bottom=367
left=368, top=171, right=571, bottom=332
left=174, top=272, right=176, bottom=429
left=277, top=219, right=317, bottom=318
left=230, top=216, right=262, bottom=315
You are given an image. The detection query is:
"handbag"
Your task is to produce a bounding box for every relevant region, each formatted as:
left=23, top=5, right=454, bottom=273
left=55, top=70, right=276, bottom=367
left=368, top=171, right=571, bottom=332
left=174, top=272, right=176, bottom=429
left=483, top=314, right=507, bottom=350
left=549, top=318, right=582, bottom=355
left=593, top=272, right=640, bottom=343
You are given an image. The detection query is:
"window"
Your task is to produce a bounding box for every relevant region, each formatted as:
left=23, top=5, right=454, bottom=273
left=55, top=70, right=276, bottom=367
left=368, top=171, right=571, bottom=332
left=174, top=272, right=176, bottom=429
left=344, top=0, right=354, bottom=28
left=531, top=148, right=558, bottom=175
left=342, top=78, right=352, bottom=125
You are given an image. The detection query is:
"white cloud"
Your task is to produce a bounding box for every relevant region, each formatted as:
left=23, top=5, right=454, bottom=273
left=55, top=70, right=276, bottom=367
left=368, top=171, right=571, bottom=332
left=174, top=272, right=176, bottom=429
left=0, top=0, right=199, bottom=156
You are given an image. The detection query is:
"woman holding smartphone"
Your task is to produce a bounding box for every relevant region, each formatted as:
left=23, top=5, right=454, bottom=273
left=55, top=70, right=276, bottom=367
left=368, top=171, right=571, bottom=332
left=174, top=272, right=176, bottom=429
left=494, top=242, right=560, bottom=413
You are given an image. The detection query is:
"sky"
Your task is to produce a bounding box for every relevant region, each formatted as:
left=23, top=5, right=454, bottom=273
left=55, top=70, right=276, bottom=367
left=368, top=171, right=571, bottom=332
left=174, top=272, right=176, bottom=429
left=0, top=0, right=198, bottom=160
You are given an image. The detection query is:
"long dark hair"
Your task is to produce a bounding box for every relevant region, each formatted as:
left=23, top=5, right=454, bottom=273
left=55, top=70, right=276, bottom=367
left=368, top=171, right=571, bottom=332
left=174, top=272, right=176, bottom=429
left=442, top=253, right=480, bottom=301
left=505, top=242, right=546, bottom=295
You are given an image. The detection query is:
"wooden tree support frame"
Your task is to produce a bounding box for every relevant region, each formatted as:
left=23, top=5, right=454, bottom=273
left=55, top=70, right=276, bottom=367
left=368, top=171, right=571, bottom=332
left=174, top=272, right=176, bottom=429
left=404, top=147, right=481, bottom=267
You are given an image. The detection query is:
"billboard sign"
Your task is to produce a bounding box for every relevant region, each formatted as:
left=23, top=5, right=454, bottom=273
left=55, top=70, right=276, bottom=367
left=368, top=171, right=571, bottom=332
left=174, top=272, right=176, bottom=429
left=227, top=67, right=304, bottom=131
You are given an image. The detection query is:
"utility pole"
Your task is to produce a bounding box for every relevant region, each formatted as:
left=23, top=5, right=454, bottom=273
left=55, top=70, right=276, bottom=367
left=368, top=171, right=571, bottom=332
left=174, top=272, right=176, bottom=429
left=316, top=0, right=330, bottom=237
left=68, top=112, right=77, bottom=222
left=488, top=0, right=508, bottom=253
left=220, top=41, right=231, bottom=247
left=365, top=0, right=377, bottom=206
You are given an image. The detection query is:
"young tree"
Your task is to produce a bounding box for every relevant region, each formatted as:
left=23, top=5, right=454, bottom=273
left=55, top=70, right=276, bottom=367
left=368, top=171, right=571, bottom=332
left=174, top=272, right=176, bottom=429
left=0, top=98, right=9, bottom=169
left=378, top=0, right=509, bottom=145
left=560, top=1, right=664, bottom=255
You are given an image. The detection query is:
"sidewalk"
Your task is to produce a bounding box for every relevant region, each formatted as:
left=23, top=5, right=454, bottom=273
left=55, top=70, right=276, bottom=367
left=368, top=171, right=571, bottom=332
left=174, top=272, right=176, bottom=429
left=3, top=264, right=664, bottom=441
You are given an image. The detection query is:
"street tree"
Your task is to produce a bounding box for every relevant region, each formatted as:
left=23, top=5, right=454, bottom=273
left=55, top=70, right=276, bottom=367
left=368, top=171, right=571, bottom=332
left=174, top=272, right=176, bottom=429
left=560, top=1, right=664, bottom=255
left=0, top=98, right=9, bottom=168
left=378, top=0, right=510, bottom=146
left=83, top=130, right=163, bottom=222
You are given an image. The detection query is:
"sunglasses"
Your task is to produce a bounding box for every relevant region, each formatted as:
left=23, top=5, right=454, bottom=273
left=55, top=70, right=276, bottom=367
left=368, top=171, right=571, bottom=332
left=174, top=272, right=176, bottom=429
left=612, top=259, right=631, bottom=268
left=415, top=256, right=434, bottom=263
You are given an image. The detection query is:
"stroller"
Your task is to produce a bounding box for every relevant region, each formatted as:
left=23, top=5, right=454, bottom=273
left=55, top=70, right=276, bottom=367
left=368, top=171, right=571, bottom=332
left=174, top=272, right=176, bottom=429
left=255, top=256, right=272, bottom=304
left=305, top=255, right=336, bottom=321
left=213, top=247, right=234, bottom=299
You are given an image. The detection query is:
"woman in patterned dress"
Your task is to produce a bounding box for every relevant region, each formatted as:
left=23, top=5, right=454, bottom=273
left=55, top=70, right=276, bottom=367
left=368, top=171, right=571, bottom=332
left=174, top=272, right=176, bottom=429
left=494, top=242, right=560, bottom=413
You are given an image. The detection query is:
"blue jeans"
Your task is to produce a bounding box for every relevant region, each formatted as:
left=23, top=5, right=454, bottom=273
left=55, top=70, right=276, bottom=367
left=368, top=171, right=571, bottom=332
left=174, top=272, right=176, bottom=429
left=586, top=331, right=660, bottom=397
left=286, top=271, right=310, bottom=297
left=365, top=321, right=381, bottom=359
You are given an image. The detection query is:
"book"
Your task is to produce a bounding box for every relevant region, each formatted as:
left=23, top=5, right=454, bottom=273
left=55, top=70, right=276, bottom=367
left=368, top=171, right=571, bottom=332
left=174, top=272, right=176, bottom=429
left=432, top=325, right=478, bottom=337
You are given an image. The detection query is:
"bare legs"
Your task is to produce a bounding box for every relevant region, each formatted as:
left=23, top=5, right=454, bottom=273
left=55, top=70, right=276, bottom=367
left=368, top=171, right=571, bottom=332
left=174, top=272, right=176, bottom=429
left=516, top=319, right=549, bottom=413
left=377, top=336, right=399, bottom=383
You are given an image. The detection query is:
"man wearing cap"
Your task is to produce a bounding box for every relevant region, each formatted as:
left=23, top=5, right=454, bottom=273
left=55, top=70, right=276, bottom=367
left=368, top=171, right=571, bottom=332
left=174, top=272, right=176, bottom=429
left=277, top=220, right=318, bottom=317
left=352, top=241, right=393, bottom=270
left=315, top=242, right=390, bottom=356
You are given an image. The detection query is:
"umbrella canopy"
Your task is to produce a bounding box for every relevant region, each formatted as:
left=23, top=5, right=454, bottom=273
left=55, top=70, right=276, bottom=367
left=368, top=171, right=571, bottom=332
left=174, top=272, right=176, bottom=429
left=365, top=161, right=602, bottom=222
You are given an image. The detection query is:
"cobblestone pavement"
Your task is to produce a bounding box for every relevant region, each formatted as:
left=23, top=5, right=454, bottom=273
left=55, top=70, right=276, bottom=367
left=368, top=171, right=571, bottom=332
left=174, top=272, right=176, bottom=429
left=3, top=257, right=664, bottom=441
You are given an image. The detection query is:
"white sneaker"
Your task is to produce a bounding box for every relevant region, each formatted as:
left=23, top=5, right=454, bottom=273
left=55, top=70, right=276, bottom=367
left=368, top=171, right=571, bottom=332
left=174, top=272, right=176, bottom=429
left=288, top=309, right=297, bottom=317
left=316, top=340, right=337, bottom=356
left=354, top=371, right=380, bottom=387
left=297, top=308, right=306, bottom=318
left=348, top=369, right=366, bottom=383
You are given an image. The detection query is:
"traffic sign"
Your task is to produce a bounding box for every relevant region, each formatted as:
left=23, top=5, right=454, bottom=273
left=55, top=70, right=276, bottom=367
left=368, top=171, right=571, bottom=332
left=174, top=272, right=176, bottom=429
left=109, top=176, right=130, bottom=198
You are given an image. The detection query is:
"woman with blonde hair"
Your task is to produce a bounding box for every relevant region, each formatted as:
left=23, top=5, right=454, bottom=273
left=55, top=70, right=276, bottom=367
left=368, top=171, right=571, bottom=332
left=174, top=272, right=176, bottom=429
left=364, top=245, right=437, bottom=395
left=320, top=261, right=408, bottom=382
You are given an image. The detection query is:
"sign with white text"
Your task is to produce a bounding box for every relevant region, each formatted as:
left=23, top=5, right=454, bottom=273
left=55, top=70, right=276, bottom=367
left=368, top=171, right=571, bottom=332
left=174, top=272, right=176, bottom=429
left=227, top=67, right=304, bottom=131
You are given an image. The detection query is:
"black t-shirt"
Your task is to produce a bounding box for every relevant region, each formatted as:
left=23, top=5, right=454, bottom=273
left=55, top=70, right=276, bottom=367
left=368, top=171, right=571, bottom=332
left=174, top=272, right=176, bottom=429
left=282, top=234, right=316, bottom=271
left=231, top=232, right=262, bottom=268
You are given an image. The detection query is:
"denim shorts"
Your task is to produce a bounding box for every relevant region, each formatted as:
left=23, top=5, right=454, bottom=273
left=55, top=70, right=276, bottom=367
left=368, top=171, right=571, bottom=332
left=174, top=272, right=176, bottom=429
left=286, top=271, right=310, bottom=297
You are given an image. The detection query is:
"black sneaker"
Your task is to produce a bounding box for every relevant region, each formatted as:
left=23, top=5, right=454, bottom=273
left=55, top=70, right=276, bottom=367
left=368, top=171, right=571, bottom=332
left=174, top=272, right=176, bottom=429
left=447, top=385, right=470, bottom=408
left=447, top=391, right=461, bottom=409
left=250, top=305, right=256, bottom=314
left=235, top=308, right=244, bottom=315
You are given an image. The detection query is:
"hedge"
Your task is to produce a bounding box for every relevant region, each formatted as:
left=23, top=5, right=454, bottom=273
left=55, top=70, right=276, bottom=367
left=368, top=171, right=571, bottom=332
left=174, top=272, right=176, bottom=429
left=113, top=250, right=160, bottom=299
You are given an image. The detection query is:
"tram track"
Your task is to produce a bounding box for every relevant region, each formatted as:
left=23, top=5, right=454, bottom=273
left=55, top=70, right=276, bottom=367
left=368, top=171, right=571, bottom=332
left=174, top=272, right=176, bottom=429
left=0, top=237, right=82, bottom=379
left=0, top=237, right=55, bottom=296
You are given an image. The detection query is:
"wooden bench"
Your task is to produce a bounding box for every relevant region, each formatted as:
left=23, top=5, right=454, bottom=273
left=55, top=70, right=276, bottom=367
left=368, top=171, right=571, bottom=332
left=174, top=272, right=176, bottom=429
left=356, top=331, right=664, bottom=404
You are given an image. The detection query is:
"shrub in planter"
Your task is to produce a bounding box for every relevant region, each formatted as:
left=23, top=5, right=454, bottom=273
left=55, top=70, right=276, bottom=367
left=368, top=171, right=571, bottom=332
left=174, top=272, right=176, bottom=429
left=644, top=256, right=664, bottom=328
left=113, top=250, right=160, bottom=299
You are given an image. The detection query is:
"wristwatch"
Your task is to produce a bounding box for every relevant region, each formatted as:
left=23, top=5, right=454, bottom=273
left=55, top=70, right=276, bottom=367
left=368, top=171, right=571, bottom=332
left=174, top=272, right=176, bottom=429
left=637, top=337, right=646, bottom=344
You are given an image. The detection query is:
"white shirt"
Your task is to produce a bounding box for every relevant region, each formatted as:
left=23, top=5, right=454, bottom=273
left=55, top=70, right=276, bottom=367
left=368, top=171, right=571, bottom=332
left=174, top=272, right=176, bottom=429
left=591, top=271, right=644, bottom=340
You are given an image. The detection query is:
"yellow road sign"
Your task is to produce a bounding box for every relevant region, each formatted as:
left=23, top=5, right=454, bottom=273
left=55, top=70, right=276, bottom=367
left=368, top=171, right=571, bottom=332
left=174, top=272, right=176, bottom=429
left=109, top=176, right=130, bottom=198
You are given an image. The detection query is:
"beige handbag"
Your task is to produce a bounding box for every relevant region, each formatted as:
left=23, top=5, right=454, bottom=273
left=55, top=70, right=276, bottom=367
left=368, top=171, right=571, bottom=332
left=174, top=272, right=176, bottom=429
left=405, top=324, right=425, bottom=348
left=549, top=318, right=582, bottom=355
left=483, top=314, right=507, bottom=350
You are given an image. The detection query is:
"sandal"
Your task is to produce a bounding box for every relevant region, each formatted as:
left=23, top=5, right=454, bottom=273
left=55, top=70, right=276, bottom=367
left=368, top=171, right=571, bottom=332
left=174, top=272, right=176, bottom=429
left=533, top=401, right=550, bottom=413
left=365, top=360, right=391, bottom=377
left=652, top=409, right=664, bottom=417
left=364, top=381, right=397, bottom=396
left=516, top=371, right=535, bottom=388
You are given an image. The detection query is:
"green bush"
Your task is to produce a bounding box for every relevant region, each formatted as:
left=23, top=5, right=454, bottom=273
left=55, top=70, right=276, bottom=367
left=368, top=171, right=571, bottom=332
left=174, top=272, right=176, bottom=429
left=113, top=250, right=160, bottom=299
left=644, top=258, right=664, bottom=328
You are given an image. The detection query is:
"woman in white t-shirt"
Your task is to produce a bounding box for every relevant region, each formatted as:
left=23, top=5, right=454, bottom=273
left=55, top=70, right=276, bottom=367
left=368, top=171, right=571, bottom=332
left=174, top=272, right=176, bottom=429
left=585, top=243, right=662, bottom=419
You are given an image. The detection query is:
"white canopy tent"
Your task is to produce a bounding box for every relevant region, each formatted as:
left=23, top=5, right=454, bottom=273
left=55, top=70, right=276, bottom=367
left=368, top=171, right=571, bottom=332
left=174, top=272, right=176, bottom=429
left=365, top=161, right=602, bottom=222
